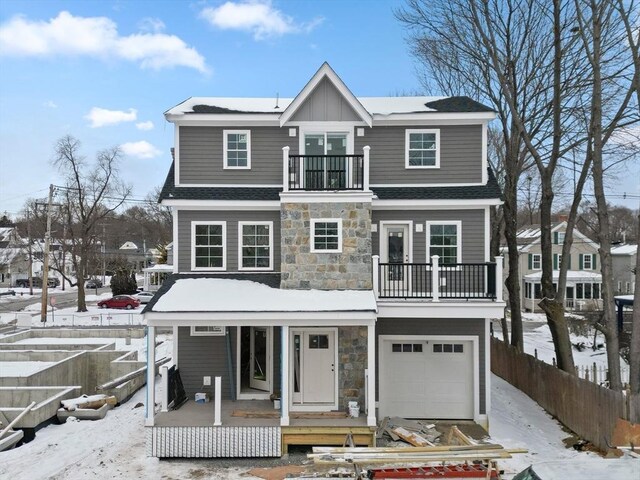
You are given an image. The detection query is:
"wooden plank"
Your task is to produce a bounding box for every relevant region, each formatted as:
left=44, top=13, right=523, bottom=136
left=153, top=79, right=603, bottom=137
left=384, top=427, right=400, bottom=441
left=232, top=410, right=349, bottom=419
left=311, top=444, right=508, bottom=454
left=390, top=427, right=434, bottom=447
left=375, top=416, right=389, bottom=439
left=281, top=426, right=374, bottom=434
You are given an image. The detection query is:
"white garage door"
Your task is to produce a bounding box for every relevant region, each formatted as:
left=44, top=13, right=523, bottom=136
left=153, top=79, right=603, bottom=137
left=379, top=337, right=474, bottom=419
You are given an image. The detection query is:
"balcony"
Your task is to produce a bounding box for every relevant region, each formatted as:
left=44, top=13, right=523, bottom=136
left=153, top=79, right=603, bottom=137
left=282, top=146, right=370, bottom=192
left=374, top=255, right=504, bottom=302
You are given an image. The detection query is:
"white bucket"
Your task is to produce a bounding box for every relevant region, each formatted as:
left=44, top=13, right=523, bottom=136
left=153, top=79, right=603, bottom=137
left=273, top=399, right=281, bottom=409
left=348, top=401, right=359, bottom=418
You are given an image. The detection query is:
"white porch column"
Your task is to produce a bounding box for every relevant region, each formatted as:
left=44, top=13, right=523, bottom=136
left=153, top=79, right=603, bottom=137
left=372, top=255, right=380, bottom=299
left=282, top=146, right=290, bottom=192
left=431, top=255, right=440, bottom=302
left=172, top=325, right=178, bottom=367
left=363, top=145, right=370, bottom=191
left=280, top=326, right=290, bottom=426
left=366, top=322, right=376, bottom=427
left=213, top=376, right=222, bottom=426
left=160, top=364, right=169, bottom=412
left=145, top=325, right=156, bottom=426
left=495, top=256, right=504, bottom=302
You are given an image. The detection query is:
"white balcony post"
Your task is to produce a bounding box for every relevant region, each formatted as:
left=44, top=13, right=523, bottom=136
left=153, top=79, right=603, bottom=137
left=281, top=326, right=290, bottom=426
left=431, top=255, right=440, bottom=302
left=145, top=325, right=156, bottom=426
left=213, top=376, right=222, bottom=426
left=282, top=146, right=290, bottom=192
left=160, top=364, right=169, bottom=413
left=367, top=323, right=377, bottom=427
left=495, top=255, right=504, bottom=302
left=363, top=146, right=370, bottom=191
left=372, top=254, right=380, bottom=298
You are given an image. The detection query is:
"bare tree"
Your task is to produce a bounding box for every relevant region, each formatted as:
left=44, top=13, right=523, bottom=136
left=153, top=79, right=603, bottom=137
left=53, top=136, right=132, bottom=312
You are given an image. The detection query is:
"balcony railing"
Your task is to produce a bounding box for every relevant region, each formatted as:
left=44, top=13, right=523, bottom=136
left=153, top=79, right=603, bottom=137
left=374, top=255, right=504, bottom=301
left=282, top=146, right=370, bottom=192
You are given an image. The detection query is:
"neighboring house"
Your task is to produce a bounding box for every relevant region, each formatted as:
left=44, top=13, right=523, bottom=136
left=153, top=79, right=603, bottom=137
left=0, top=227, right=30, bottom=287
left=142, top=63, right=505, bottom=458
left=612, top=244, right=637, bottom=295
left=507, top=222, right=602, bottom=312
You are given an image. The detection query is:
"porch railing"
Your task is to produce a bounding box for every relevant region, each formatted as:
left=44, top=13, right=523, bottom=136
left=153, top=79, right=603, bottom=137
left=374, top=255, right=503, bottom=301
left=282, top=146, right=370, bottom=192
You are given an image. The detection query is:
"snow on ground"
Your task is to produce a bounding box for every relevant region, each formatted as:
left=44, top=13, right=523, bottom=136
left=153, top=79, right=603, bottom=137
left=0, top=361, right=57, bottom=377
left=26, top=304, right=145, bottom=327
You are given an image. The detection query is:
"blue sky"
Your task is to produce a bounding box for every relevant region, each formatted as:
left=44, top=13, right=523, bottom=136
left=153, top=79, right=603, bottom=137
left=0, top=0, right=638, bottom=217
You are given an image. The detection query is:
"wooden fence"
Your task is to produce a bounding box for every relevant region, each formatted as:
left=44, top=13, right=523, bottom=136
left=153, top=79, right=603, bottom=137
left=491, top=337, right=639, bottom=451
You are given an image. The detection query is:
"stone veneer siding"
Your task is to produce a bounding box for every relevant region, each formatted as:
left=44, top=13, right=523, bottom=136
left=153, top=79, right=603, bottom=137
left=338, top=326, right=367, bottom=411
left=280, top=202, right=372, bottom=290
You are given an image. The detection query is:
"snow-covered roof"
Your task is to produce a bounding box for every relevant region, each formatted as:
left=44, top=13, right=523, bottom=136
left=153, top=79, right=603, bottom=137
left=143, top=264, right=174, bottom=272
left=119, top=241, right=138, bottom=250
left=151, top=278, right=376, bottom=313
left=611, top=244, right=637, bottom=255
left=524, top=270, right=602, bottom=281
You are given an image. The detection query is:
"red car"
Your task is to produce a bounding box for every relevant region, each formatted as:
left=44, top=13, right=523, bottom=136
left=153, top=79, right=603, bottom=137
left=97, top=295, right=140, bottom=310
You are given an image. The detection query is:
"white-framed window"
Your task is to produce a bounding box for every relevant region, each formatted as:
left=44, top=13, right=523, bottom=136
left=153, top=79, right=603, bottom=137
left=557, top=232, right=565, bottom=244
left=238, top=221, right=273, bottom=270
left=223, top=130, right=251, bottom=169
left=583, top=254, right=592, bottom=270
left=532, top=254, right=541, bottom=270
left=426, top=221, right=462, bottom=265
left=191, top=326, right=226, bottom=336
left=626, top=282, right=632, bottom=293
left=311, top=218, right=342, bottom=253
left=405, top=129, right=440, bottom=168
left=191, top=221, right=226, bottom=271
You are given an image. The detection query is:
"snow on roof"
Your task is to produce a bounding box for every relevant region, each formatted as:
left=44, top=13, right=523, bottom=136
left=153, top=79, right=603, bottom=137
left=611, top=244, right=637, bottom=255
left=614, top=295, right=634, bottom=302
left=524, top=270, right=602, bottom=281
left=151, top=278, right=377, bottom=312
left=143, top=264, right=174, bottom=272
left=119, top=241, right=138, bottom=250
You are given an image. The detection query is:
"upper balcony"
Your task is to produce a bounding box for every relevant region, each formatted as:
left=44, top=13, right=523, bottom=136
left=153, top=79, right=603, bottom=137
left=282, top=146, right=370, bottom=192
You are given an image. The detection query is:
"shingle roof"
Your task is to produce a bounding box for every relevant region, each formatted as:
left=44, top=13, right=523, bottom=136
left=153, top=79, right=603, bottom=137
left=424, top=96, right=495, bottom=113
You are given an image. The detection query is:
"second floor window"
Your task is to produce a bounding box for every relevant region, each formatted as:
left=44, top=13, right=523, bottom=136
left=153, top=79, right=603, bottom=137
left=532, top=254, right=541, bottom=270
left=192, top=222, right=226, bottom=270
left=311, top=219, right=342, bottom=253
left=239, top=222, right=273, bottom=270
left=223, top=130, right=250, bottom=169
left=427, top=221, right=461, bottom=265
left=406, top=129, right=440, bottom=168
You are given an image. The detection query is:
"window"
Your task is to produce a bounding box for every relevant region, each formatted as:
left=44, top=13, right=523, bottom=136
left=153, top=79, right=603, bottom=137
left=576, top=283, right=583, bottom=299
left=427, top=221, right=461, bottom=265
left=557, top=232, right=565, bottom=244
left=392, top=343, right=423, bottom=353
left=534, top=283, right=542, bottom=299
left=311, top=219, right=342, bottom=253
left=593, top=283, right=600, bottom=299
left=191, top=326, right=225, bottom=336
left=433, top=343, right=464, bottom=353
left=532, top=254, right=541, bottom=270
left=583, top=254, right=592, bottom=270
left=238, top=222, right=273, bottom=270
left=405, top=129, right=440, bottom=168
left=525, top=282, right=532, bottom=298
left=626, top=282, right=632, bottom=294
left=192, top=222, right=226, bottom=270
left=309, top=334, right=329, bottom=349
left=223, top=130, right=250, bottom=169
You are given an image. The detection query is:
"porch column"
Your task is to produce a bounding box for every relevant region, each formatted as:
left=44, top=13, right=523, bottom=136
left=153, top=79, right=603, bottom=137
left=172, top=325, right=178, bottom=367
left=145, top=325, right=156, bottom=426
left=366, top=322, right=376, bottom=427
left=495, top=256, right=503, bottom=302
left=363, top=145, right=370, bottom=191
left=280, top=326, right=290, bottom=426
left=431, top=255, right=440, bottom=302
left=282, top=146, right=290, bottom=192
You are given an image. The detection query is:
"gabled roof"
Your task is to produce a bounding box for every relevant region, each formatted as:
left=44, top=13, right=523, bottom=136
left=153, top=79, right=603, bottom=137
left=518, top=221, right=600, bottom=253
left=611, top=244, right=637, bottom=255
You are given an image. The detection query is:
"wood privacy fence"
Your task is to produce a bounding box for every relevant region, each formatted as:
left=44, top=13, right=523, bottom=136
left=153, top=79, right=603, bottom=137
left=491, top=337, right=640, bottom=451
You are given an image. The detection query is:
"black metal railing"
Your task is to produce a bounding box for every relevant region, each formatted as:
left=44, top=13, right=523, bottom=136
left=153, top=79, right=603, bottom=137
left=288, top=155, right=364, bottom=191
left=378, top=262, right=497, bottom=300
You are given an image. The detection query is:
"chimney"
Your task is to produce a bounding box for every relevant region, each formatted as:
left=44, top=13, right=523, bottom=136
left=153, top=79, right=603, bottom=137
left=170, top=148, right=175, bottom=161
left=557, top=214, right=568, bottom=222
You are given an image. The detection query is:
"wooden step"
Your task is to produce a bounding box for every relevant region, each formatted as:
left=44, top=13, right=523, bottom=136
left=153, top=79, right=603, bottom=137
left=281, top=426, right=376, bottom=454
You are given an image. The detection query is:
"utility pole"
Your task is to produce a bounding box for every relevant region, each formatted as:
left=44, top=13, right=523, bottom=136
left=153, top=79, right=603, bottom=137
left=41, top=184, right=54, bottom=323
left=102, top=223, right=106, bottom=286
left=26, top=208, right=33, bottom=296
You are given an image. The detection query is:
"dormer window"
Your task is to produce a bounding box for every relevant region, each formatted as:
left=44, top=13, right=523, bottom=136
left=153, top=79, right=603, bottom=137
left=223, top=130, right=251, bottom=169
left=406, top=129, right=440, bottom=169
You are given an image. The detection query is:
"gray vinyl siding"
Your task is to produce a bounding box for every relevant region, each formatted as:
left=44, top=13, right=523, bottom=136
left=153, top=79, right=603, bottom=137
left=372, top=209, right=486, bottom=263
left=290, top=77, right=361, bottom=122
left=177, top=210, right=281, bottom=272
left=178, top=126, right=298, bottom=184
left=376, top=318, right=487, bottom=415
left=356, top=125, right=483, bottom=184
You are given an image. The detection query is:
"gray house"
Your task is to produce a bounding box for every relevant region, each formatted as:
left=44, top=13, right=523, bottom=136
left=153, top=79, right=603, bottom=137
left=142, top=63, right=505, bottom=458
left=612, top=244, right=637, bottom=295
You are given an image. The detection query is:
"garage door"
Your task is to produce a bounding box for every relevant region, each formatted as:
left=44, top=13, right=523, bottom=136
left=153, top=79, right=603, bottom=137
left=379, top=337, right=474, bottom=419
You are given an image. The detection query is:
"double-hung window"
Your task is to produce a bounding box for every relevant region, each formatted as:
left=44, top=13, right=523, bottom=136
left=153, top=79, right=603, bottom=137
left=192, top=222, right=226, bottom=270
left=223, top=130, right=250, bottom=169
left=532, top=254, right=541, bottom=270
left=405, top=129, right=440, bottom=168
left=426, top=221, right=461, bottom=265
left=239, top=221, right=273, bottom=270
left=311, top=219, right=342, bottom=253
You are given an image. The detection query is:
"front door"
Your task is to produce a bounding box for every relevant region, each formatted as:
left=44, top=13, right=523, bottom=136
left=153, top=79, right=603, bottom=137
left=250, top=327, right=270, bottom=391
left=381, top=223, right=411, bottom=294
left=291, top=329, right=336, bottom=406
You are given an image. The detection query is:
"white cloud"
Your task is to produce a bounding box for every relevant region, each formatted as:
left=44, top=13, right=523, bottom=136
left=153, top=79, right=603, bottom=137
left=120, top=141, right=162, bottom=159
left=85, top=107, right=137, bottom=128
left=200, top=1, right=323, bottom=40
left=136, top=121, right=154, bottom=131
left=43, top=100, right=57, bottom=108
left=138, top=17, right=165, bottom=33
left=0, top=11, right=208, bottom=73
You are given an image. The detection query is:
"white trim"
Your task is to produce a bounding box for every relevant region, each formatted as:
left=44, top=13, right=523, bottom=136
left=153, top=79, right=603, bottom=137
left=172, top=210, right=179, bottom=274
left=280, top=63, right=373, bottom=127
left=298, top=124, right=355, bottom=156
left=485, top=318, right=491, bottom=418
left=405, top=129, right=440, bottom=169
left=145, top=325, right=156, bottom=426
left=174, top=125, right=180, bottom=185
left=166, top=201, right=280, bottom=210
left=532, top=254, right=542, bottom=270
left=378, top=334, right=480, bottom=422
left=426, top=220, right=462, bottom=264
left=373, top=113, right=495, bottom=123
left=146, top=311, right=377, bottom=326
left=367, top=324, right=376, bottom=427
left=190, top=221, right=227, bottom=271
left=172, top=325, right=178, bottom=367
left=190, top=325, right=225, bottom=336
left=310, top=218, right=343, bottom=253
left=376, top=301, right=506, bottom=319
left=236, top=326, right=274, bottom=400
left=238, top=221, right=274, bottom=271
left=280, top=191, right=374, bottom=204
left=370, top=182, right=485, bottom=187
left=223, top=130, right=251, bottom=170
left=281, top=326, right=290, bottom=426
left=481, top=123, right=488, bottom=184
left=379, top=221, right=413, bottom=263
left=372, top=199, right=502, bottom=209
left=583, top=253, right=593, bottom=270
left=484, top=206, right=490, bottom=262
left=170, top=183, right=282, bottom=188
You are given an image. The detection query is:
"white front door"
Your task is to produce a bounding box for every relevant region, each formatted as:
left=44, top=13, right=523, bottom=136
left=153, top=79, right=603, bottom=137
left=291, top=329, right=336, bottom=407
left=380, top=223, right=411, bottom=294
left=250, top=327, right=270, bottom=391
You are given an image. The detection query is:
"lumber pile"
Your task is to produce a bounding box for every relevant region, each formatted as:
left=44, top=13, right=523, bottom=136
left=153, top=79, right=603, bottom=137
left=377, top=417, right=441, bottom=445
left=61, top=394, right=117, bottom=411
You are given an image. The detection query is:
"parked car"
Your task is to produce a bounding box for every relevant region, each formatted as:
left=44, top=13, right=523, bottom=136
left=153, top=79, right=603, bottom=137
left=47, top=277, right=60, bottom=287
left=133, top=291, right=154, bottom=304
left=15, top=277, right=43, bottom=288
left=86, top=278, right=103, bottom=289
left=97, top=295, right=140, bottom=310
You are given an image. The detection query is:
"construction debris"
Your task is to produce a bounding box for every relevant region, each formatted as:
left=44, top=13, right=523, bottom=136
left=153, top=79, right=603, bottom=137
left=378, top=417, right=442, bottom=446
left=61, top=394, right=117, bottom=411
left=390, top=427, right=434, bottom=447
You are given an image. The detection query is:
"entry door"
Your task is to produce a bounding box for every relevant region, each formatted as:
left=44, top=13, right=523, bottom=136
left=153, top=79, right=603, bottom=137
left=381, top=224, right=411, bottom=293
left=303, top=133, right=348, bottom=189
left=250, top=327, right=270, bottom=391
left=292, top=330, right=336, bottom=405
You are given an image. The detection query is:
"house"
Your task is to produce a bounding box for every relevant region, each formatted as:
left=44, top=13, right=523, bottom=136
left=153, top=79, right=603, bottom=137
left=0, top=226, right=29, bottom=287
left=142, top=63, right=505, bottom=458
left=612, top=244, right=637, bottom=295
left=508, top=222, right=602, bottom=312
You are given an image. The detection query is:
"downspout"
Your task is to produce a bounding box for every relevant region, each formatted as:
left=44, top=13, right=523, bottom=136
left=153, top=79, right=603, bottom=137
left=226, top=328, right=236, bottom=401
